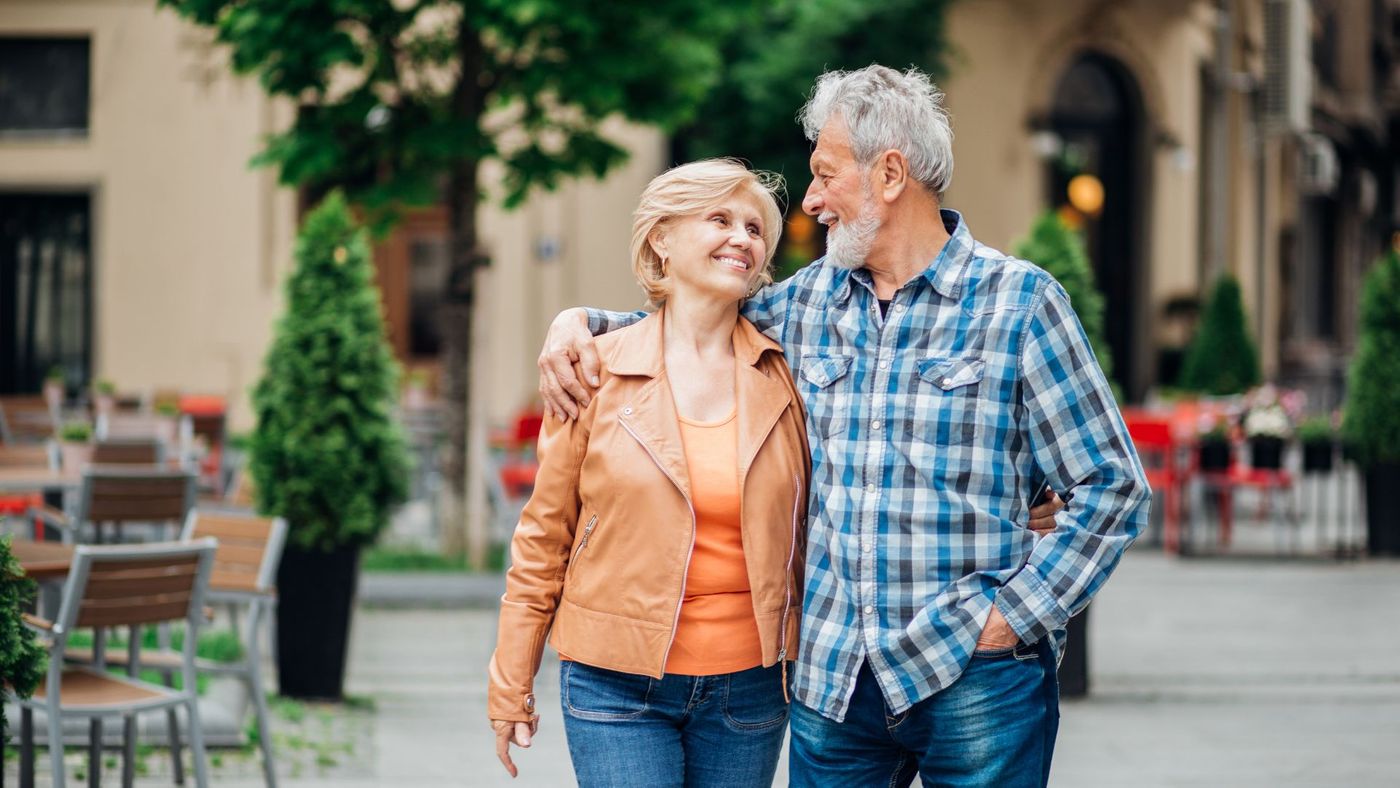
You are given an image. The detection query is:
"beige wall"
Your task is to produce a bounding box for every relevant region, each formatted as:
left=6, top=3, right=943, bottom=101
left=0, top=0, right=297, bottom=429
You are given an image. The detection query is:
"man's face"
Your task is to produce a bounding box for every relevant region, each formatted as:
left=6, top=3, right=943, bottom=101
left=803, top=116, right=881, bottom=269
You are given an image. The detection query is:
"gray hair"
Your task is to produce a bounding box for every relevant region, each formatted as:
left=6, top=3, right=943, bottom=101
left=798, top=65, right=954, bottom=196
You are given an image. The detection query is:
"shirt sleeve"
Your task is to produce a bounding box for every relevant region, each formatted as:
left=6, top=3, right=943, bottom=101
left=585, top=309, right=646, bottom=336
left=739, top=274, right=801, bottom=344
left=994, top=278, right=1152, bottom=646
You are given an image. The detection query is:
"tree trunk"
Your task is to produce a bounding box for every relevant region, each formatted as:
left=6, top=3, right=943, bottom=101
left=441, top=22, right=487, bottom=567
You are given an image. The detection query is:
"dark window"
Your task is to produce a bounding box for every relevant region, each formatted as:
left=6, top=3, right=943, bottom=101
left=0, top=38, right=90, bottom=135
left=407, top=238, right=448, bottom=357
left=0, top=194, right=93, bottom=394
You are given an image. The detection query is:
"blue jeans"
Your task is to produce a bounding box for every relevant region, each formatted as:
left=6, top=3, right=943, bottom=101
left=789, top=640, right=1060, bottom=787
left=560, top=660, right=788, bottom=787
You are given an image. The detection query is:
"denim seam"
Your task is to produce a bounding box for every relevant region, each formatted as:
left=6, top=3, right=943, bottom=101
left=562, top=662, right=652, bottom=722
left=721, top=673, right=788, bottom=732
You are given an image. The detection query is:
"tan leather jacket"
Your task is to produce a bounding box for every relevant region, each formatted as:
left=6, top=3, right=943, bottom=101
left=487, top=311, right=810, bottom=723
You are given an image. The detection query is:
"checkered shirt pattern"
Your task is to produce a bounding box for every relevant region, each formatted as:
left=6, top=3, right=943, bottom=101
left=588, top=210, right=1150, bottom=721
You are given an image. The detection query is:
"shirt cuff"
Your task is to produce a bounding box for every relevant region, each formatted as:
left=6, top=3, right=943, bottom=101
left=994, top=564, right=1071, bottom=646
left=585, top=308, right=607, bottom=337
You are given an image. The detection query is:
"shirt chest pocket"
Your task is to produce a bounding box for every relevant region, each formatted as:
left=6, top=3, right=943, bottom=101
left=902, top=357, right=985, bottom=446
left=799, top=354, right=853, bottom=439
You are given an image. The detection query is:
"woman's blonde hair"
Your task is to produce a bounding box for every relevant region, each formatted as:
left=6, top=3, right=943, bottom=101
left=631, top=158, right=786, bottom=307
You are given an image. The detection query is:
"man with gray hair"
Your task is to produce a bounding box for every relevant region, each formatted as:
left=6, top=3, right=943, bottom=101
left=537, top=64, right=1149, bottom=786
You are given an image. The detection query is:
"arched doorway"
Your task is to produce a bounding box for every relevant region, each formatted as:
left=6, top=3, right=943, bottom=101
left=1046, top=53, right=1147, bottom=399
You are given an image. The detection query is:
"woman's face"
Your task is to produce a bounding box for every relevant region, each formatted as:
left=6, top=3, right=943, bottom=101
left=655, top=190, right=768, bottom=305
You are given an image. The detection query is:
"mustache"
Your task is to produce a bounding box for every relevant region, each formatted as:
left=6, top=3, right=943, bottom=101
left=818, top=211, right=837, bottom=226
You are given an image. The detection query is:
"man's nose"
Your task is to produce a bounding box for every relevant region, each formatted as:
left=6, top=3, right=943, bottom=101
left=802, top=182, right=822, bottom=216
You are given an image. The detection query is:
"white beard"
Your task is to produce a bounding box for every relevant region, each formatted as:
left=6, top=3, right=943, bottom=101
left=821, top=199, right=881, bottom=271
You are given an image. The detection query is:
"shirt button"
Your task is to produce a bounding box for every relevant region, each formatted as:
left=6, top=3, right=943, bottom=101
left=871, top=420, right=882, bottom=431
left=894, top=303, right=906, bottom=312
left=879, top=359, right=890, bottom=369
left=863, top=605, right=874, bottom=614
left=862, top=541, right=871, bottom=553
left=865, top=483, right=876, bottom=494
left=622, top=406, right=633, bottom=415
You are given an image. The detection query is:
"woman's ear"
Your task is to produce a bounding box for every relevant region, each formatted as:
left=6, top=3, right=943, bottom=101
left=648, top=228, right=668, bottom=262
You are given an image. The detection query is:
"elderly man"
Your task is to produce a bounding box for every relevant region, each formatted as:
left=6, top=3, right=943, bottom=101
left=536, top=65, right=1150, bottom=787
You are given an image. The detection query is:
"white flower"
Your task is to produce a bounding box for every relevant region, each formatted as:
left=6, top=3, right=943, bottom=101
left=1244, top=405, right=1291, bottom=438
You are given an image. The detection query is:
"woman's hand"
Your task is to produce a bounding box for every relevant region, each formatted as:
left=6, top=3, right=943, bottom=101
left=491, top=717, right=539, bottom=778
left=1028, top=491, right=1067, bottom=536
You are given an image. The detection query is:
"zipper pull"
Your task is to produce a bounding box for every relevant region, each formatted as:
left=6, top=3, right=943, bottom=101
left=578, top=515, right=598, bottom=551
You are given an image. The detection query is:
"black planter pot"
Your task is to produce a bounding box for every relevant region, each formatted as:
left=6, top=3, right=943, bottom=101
left=1198, top=440, right=1231, bottom=472
left=1364, top=463, right=1400, bottom=556
left=1249, top=437, right=1285, bottom=470
left=276, top=545, right=361, bottom=700
left=1301, top=440, right=1335, bottom=473
left=1057, top=607, right=1090, bottom=698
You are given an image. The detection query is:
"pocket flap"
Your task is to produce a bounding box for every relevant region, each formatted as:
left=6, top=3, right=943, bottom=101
left=917, top=357, right=984, bottom=390
left=800, top=354, right=853, bottom=388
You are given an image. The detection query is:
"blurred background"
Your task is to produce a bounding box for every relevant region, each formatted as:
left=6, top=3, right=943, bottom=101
left=1, top=0, right=1399, bottom=785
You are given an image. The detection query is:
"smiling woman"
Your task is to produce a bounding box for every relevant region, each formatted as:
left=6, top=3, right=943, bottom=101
left=488, top=158, right=811, bottom=787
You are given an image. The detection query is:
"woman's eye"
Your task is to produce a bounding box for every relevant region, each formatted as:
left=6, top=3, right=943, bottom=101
left=710, top=215, right=727, bottom=225
left=747, top=225, right=761, bottom=237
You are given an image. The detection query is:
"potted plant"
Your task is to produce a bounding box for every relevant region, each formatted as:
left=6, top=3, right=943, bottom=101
left=1342, top=249, right=1400, bottom=555
left=1197, top=415, right=1232, bottom=472
left=58, top=421, right=94, bottom=470
left=42, top=366, right=65, bottom=410
left=1297, top=416, right=1337, bottom=473
left=152, top=401, right=181, bottom=447
left=93, top=379, right=118, bottom=418
left=1242, top=385, right=1297, bottom=471
left=249, top=193, right=409, bottom=699
left=0, top=536, right=47, bottom=746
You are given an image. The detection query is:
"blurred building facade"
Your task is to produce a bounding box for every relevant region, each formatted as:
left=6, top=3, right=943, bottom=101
left=943, top=0, right=1400, bottom=407
left=3, top=0, right=1398, bottom=427
left=0, top=0, right=660, bottom=429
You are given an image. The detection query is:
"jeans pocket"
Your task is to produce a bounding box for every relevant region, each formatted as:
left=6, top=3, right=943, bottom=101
left=723, top=665, right=788, bottom=731
left=563, top=661, right=652, bottom=721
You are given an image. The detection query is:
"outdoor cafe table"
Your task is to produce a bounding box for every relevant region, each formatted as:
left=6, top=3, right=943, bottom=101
left=9, top=538, right=74, bottom=582
left=0, top=467, right=81, bottom=494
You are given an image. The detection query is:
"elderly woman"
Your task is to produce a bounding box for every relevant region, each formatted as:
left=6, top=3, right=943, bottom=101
left=488, top=159, right=810, bottom=787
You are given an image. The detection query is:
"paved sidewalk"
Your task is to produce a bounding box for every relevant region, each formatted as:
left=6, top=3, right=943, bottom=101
left=149, top=551, right=1400, bottom=785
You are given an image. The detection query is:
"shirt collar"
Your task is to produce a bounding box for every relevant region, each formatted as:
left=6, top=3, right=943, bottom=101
left=831, top=209, right=975, bottom=306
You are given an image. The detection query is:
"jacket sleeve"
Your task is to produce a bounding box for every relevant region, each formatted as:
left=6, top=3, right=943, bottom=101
left=487, top=404, right=591, bottom=722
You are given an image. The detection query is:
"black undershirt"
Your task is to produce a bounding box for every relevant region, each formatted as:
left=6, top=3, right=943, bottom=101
left=878, top=298, right=892, bottom=318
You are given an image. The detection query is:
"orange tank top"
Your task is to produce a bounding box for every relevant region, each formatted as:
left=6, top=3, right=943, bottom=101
left=664, top=406, right=764, bottom=676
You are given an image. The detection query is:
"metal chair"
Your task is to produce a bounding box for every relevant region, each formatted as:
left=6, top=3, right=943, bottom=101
left=18, top=539, right=219, bottom=788
left=29, top=466, right=196, bottom=545
left=183, top=509, right=285, bottom=787
left=0, top=395, right=59, bottom=444
left=91, top=439, right=165, bottom=466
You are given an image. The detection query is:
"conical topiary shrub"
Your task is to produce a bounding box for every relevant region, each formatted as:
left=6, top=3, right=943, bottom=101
left=1015, top=211, right=1115, bottom=389
left=0, top=537, right=46, bottom=740
left=250, top=191, right=409, bottom=698
left=1179, top=275, right=1261, bottom=395
left=1342, top=249, right=1400, bottom=555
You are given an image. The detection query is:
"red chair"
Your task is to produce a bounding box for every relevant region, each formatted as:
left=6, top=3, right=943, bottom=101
left=1123, top=410, right=1185, bottom=553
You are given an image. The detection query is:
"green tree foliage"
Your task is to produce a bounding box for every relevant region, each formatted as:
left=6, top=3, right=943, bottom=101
left=250, top=193, right=410, bottom=552
left=1014, top=212, right=1115, bottom=388
left=1342, top=250, right=1400, bottom=466
left=1180, top=275, right=1261, bottom=395
left=0, top=538, right=46, bottom=739
left=675, top=0, right=953, bottom=216
left=159, top=0, right=757, bottom=560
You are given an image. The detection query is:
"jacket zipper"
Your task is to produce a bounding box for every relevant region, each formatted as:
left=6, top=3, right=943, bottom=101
left=572, top=514, right=599, bottom=562
left=778, top=472, right=801, bottom=703
left=619, top=420, right=697, bottom=672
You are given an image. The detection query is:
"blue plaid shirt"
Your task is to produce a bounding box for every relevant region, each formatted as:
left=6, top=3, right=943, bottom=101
left=589, top=210, right=1149, bottom=721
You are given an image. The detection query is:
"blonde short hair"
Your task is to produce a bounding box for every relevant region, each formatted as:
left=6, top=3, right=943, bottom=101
left=631, top=158, right=785, bottom=307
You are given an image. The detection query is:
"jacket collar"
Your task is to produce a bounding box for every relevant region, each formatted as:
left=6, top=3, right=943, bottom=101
left=607, top=307, right=784, bottom=378
left=611, top=307, right=793, bottom=500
